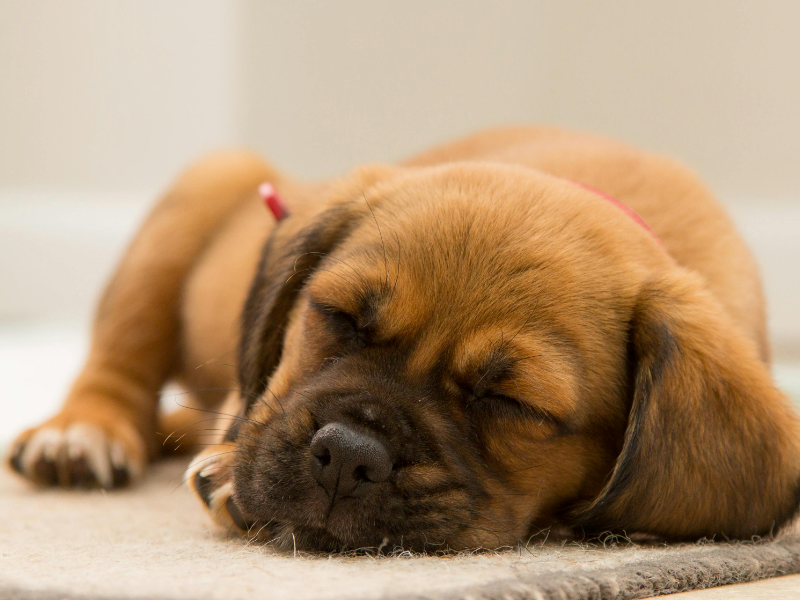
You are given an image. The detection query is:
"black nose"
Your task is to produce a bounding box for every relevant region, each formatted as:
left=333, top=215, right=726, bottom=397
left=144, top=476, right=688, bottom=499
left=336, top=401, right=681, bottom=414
left=310, top=422, right=392, bottom=498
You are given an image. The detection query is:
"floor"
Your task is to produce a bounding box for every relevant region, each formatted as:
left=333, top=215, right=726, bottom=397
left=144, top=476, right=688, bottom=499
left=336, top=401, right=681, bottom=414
left=672, top=575, right=800, bottom=598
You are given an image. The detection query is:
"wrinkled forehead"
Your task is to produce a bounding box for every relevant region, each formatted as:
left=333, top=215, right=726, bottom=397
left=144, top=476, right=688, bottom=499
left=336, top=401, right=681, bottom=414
left=306, top=189, right=578, bottom=347
left=310, top=195, right=546, bottom=327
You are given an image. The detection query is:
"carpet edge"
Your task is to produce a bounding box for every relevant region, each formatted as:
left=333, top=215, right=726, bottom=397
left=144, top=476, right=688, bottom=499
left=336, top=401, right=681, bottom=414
left=385, top=536, right=800, bottom=600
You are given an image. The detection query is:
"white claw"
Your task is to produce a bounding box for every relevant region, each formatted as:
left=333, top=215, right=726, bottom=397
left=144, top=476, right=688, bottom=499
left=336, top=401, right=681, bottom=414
left=41, top=429, right=65, bottom=461
left=110, top=441, right=126, bottom=470
left=65, top=424, right=113, bottom=488
left=209, top=481, right=235, bottom=512
left=110, top=440, right=141, bottom=481
left=20, top=428, right=63, bottom=474
left=187, top=451, right=218, bottom=481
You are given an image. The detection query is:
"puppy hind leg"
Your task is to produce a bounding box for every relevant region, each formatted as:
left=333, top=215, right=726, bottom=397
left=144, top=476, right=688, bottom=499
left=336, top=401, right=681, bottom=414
left=8, top=151, right=277, bottom=489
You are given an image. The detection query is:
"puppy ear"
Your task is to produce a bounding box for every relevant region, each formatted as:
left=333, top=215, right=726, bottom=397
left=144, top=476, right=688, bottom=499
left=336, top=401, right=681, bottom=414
left=237, top=201, right=363, bottom=404
left=237, top=164, right=400, bottom=405
left=575, top=271, right=800, bottom=539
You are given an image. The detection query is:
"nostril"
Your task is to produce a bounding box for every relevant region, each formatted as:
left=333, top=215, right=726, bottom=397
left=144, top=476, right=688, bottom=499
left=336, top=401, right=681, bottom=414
left=314, top=447, right=331, bottom=467
left=353, top=465, right=370, bottom=483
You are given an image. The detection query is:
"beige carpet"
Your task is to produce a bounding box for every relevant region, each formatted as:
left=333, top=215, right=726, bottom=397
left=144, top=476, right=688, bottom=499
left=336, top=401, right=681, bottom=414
left=2, top=459, right=799, bottom=600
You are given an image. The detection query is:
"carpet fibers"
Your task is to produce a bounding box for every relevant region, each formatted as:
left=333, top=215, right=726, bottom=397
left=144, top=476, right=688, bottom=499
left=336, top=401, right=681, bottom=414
left=2, top=459, right=799, bottom=600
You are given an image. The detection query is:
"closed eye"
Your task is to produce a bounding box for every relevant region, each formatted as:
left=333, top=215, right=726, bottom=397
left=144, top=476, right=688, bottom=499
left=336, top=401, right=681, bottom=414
left=470, top=393, right=560, bottom=427
left=311, top=301, right=368, bottom=347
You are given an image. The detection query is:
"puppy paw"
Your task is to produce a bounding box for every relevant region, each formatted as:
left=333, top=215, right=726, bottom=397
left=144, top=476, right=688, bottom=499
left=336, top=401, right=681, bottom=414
left=8, top=412, right=146, bottom=489
left=186, top=445, right=257, bottom=535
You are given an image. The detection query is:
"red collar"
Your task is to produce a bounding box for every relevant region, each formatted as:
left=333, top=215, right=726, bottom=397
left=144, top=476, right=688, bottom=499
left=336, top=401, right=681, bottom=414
left=569, top=180, right=661, bottom=244
left=259, top=182, right=290, bottom=221
left=259, top=178, right=660, bottom=245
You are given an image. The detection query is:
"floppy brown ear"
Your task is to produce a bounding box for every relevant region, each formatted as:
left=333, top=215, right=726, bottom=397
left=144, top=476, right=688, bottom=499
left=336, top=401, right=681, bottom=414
left=237, top=164, right=400, bottom=407
left=576, top=270, right=800, bottom=540
left=237, top=204, right=358, bottom=403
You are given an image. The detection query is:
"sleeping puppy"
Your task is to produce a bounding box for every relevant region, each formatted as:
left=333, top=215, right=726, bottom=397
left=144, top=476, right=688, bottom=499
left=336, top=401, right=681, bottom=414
left=8, top=127, right=800, bottom=551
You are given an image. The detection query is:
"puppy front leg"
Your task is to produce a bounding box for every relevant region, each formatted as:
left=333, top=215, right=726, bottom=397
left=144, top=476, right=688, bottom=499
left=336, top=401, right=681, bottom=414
left=185, top=391, right=253, bottom=534
left=8, top=151, right=276, bottom=488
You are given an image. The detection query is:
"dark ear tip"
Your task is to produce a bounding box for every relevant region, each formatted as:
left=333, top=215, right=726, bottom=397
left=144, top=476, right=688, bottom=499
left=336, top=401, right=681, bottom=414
left=556, top=500, right=616, bottom=541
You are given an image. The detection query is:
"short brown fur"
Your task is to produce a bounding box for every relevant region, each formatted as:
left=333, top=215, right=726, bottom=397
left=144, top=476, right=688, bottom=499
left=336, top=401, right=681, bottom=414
left=10, top=127, right=800, bottom=550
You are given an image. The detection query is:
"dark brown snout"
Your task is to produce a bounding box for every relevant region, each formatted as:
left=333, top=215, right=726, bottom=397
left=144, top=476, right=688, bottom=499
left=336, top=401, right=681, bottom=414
left=310, top=422, right=393, bottom=498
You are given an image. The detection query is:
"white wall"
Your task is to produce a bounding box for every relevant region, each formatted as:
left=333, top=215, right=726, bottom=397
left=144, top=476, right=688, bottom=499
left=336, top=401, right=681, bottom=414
left=530, top=1, right=800, bottom=204
left=237, top=1, right=550, bottom=178
left=238, top=0, right=800, bottom=203
left=0, top=0, right=241, bottom=192
left=3, top=1, right=799, bottom=196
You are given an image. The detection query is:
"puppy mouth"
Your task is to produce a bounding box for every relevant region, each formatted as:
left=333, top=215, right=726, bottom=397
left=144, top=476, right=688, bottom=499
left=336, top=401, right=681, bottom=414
left=233, top=506, right=465, bottom=554
left=231, top=408, right=487, bottom=552
left=254, top=521, right=418, bottom=555
left=229, top=479, right=457, bottom=553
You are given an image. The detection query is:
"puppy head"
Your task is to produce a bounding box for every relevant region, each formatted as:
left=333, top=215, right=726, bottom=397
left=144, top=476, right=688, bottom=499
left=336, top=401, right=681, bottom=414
left=231, top=163, right=800, bottom=552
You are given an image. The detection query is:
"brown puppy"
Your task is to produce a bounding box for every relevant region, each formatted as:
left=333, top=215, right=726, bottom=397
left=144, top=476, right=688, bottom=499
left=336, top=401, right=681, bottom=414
left=8, top=127, right=800, bottom=551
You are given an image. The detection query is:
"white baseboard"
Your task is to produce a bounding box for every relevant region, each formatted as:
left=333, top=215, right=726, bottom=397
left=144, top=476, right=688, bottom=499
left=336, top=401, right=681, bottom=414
left=1, top=191, right=798, bottom=351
